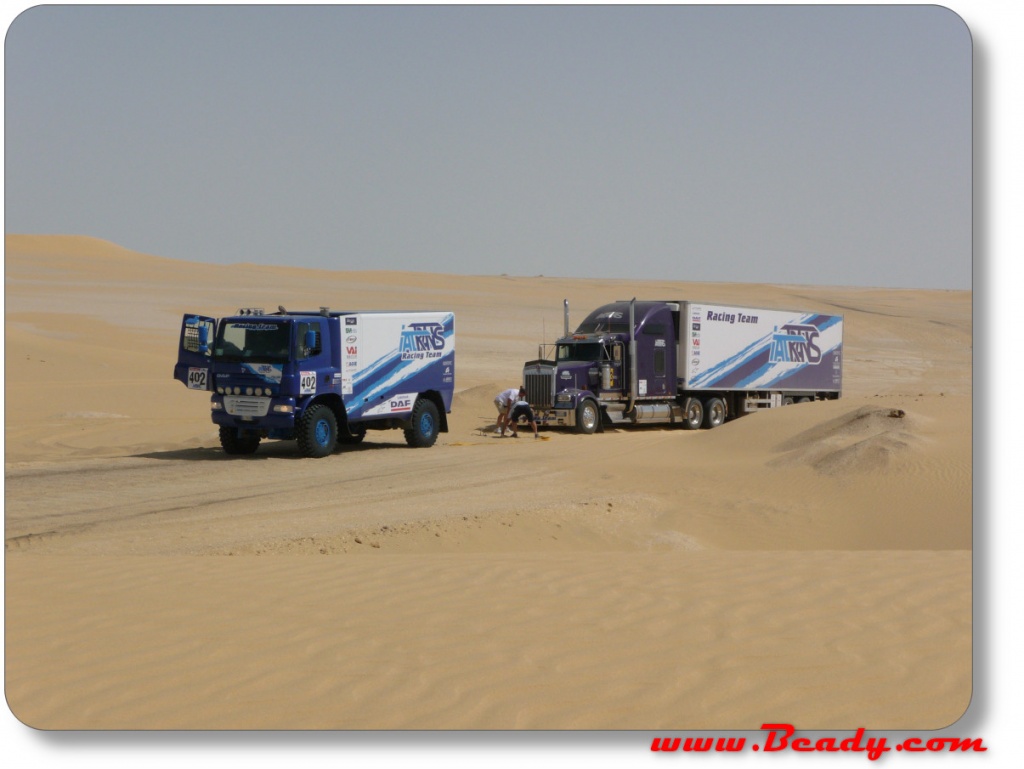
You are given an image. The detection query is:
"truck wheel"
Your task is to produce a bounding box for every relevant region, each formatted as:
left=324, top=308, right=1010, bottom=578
left=703, top=397, right=726, bottom=429
left=682, top=397, right=703, bottom=430
left=575, top=399, right=600, bottom=434
left=297, top=404, right=338, bottom=458
left=405, top=398, right=440, bottom=448
left=219, top=426, right=260, bottom=455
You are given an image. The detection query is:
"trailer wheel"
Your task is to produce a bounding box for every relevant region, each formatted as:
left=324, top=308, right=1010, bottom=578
left=219, top=426, right=260, bottom=455
left=703, top=397, right=726, bottom=429
left=575, top=399, right=600, bottom=434
left=682, top=397, right=703, bottom=430
left=405, top=398, right=440, bottom=448
left=297, top=404, right=338, bottom=458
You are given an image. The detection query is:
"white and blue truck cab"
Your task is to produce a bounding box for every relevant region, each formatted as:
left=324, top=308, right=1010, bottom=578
left=174, top=307, right=455, bottom=457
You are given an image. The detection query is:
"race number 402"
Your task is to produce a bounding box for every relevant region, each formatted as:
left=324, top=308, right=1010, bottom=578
left=300, top=371, right=317, bottom=395
left=187, top=367, right=208, bottom=390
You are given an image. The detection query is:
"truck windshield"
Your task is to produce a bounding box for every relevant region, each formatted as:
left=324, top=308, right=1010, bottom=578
left=215, top=320, right=291, bottom=362
left=557, top=343, right=603, bottom=362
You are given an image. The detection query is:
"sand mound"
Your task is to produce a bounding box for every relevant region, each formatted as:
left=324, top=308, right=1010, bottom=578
left=769, top=406, right=918, bottom=475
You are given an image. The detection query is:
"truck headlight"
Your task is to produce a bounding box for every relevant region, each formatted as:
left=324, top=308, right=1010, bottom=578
left=272, top=404, right=294, bottom=414
left=211, top=401, right=223, bottom=411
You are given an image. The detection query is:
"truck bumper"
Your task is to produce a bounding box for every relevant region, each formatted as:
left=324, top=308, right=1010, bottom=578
left=212, top=411, right=297, bottom=431
left=211, top=394, right=297, bottom=432
left=534, top=408, right=575, bottom=428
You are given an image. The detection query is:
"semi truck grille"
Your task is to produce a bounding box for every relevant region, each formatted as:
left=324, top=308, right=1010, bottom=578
left=224, top=396, right=271, bottom=417
left=524, top=367, right=555, bottom=409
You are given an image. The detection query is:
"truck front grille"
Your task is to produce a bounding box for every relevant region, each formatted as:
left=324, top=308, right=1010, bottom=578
left=524, top=367, right=555, bottom=409
left=224, top=396, right=271, bottom=417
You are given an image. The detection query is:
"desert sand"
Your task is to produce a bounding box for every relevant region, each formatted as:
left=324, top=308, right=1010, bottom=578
left=4, top=234, right=972, bottom=730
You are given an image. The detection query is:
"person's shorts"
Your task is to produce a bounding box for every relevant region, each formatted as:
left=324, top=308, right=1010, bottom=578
left=510, top=404, right=535, bottom=423
left=494, top=399, right=508, bottom=414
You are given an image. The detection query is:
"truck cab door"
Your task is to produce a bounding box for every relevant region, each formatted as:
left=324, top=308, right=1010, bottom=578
left=294, top=319, right=334, bottom=397
left=637, top=312, right=676, bottom=397
left=173, top=314, right=217, bottom=390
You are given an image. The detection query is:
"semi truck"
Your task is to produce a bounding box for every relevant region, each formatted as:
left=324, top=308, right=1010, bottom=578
left=174, top=307, right=455, bottom=457
left=522, top=299, right=842, bottom=433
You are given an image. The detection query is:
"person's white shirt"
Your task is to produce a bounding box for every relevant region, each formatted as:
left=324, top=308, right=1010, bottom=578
left=496, top=388, right=519, bottom=408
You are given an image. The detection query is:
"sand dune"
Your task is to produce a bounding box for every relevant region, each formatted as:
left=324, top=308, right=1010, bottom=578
left=4, top=235, right=972, bottom=730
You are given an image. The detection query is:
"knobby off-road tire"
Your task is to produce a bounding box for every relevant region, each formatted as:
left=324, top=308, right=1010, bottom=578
left=296, top=403, right=338, bottom=458
left=219, top=426, right=261, bottom=455
left=404, top=398, right=440, bottom=448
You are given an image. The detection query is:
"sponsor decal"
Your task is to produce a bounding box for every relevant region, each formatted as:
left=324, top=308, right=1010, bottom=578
left=232, top=322, right=279, bottom=331
left=399, top=322, right=446, bottom=360
left=769, top=324, right=822, bottom=364
left=363, top=393, right=416, bottom=417
left=706, top=309, right=760, bottom=324
left=243, top=363, right=284, bottom=384
left=346, top=335, right=358, bottom=344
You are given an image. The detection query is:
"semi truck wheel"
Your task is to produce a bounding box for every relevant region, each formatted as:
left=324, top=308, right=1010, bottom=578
left=219, top=426, right=260, bottom=455
left=575, top=399, right=600, bottom=434
left=405, top=398, right=440, bottom=448
left=682, top=397, right=703, bottom=430
left=297, top=404, right=338, bottom=458
left=703, top=397, right=726, bottom=429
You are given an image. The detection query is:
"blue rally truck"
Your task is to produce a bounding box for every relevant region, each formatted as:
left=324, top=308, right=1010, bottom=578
left=174, top=307, right=455, bottom=457
left=523, top=299, right=842, bottom=433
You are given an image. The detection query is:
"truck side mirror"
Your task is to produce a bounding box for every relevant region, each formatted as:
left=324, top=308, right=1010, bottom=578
left=305, top=329, right=317, bottom=352
left=197, top=325, right=209, bottom=354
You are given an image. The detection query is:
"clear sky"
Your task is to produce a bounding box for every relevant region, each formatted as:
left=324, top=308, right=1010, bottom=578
left=5, top=4, right=972, bottom=289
